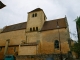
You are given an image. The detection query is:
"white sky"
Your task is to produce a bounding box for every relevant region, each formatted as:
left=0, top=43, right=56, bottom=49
left=0, top=0, right=80, bottom=41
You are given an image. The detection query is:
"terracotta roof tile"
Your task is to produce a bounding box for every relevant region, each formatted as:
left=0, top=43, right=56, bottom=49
left=1, top=17, right=67, bottom=33
left=41, top=18, right=67, bottom=31
left=57, top=18, right=67, bottom=28
left=28, top=8, right=47, bottom=19
left=1, top=22, right=26, bottom=33
left=28, top=8, right=43, bottom=13
left=41, top=20, right=57, bottom=31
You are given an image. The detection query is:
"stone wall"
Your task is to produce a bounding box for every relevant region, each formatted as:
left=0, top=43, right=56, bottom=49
left=0, top=29, right=26, bottom=59
left=0, top=28, right=70, bottom=60
left=41, top=28, right=70, bottom=54
left=26, top=11, right=45, bottom=32
left=0, top=46, right=18, bottom=60
left=0, top=29, right=26, bottom=46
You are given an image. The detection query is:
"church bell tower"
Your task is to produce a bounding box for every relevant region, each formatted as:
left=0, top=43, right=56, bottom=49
left=26, top=8, right=47, bottom=43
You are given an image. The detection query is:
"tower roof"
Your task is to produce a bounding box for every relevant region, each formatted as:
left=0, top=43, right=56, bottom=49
left=28, top=8, right=43, bottom=13
left=28, top=8, right=47, bottom=19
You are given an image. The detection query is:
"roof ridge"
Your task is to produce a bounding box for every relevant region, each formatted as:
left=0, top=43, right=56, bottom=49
left=6, top=22, right=27, bottom=27
left=46, top=17, right=65, bottom=22
left=28, top=8, right=43, bottom=13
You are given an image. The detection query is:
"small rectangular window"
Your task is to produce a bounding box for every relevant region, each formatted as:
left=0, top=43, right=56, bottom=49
left=36, top=27, right=38, bottom=31
left=0, top=47, right=2, bottom=52
left=35, top=13, right=37, bottom=17
left=33, top=27, right=35, bottom=31
left=54, top=40, right=59, bottom=49
left=32, top=14, right=34, bottom=17
left=30, top=28, right=32, bottom=31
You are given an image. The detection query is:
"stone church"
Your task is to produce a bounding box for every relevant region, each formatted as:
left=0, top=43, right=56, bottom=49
left=0, top=8, right=70, bottom=60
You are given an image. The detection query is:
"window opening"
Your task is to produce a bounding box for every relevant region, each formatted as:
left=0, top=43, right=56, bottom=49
left=54, top=40, right=59, bottom=49
left=33, top=27, right=35, bottom=31
left=35, top=13, right=37, bottom=17
left=30, top=28, right=32, bottom=31
left=0, top=47, right=2, bottom=51
left=36, top=27, right=38, bottom=31
left=32, top=14, right=34, bottom=17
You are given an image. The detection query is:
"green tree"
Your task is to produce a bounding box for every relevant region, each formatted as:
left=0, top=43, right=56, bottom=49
left=71, top=16, right=80, bottom=58
left=71, top=42, right=80, bottom=57
left=75, top=16, right=80, bottom=28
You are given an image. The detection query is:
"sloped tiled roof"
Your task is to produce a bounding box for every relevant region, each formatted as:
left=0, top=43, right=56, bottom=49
left=28, top=8, right=47, bottom=19
left=28, top=8, right=43, bottom=13
left=41, top=18, right=67, bottom=31
left=1, top=22, right=26, bottom=33
left=1, top=18, right=67, bottom=33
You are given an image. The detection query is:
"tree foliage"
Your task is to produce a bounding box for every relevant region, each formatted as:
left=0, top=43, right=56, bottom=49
left=71, top=42, right=80, bottom=56
left=71, top=16, right=80, bottom=57
left=75, top=16, right=80, bottom=28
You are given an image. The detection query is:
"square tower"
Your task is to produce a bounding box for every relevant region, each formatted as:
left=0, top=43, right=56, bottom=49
left=26, top=8, right=47, bottom=43
left=26, top=8, right=47, bottom=32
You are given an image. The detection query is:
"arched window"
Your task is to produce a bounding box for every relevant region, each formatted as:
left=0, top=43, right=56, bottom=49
left=32, top=14, right=34, bottom=17
left=36, top=27, right=38, bottom=31
left=33, top=27, right=35, bottom=31
left=30, top=28, right=32, bottom=31
left=54, top=40, right=59, bottom=49
left=35, top=13, right=37, bottom=17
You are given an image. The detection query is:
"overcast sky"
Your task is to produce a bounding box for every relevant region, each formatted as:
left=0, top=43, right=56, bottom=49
left=0, top=0, right=80, bottom=41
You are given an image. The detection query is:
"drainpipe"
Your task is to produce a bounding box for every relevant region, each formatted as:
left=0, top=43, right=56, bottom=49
left=57, top=20, right=63, bottom=60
